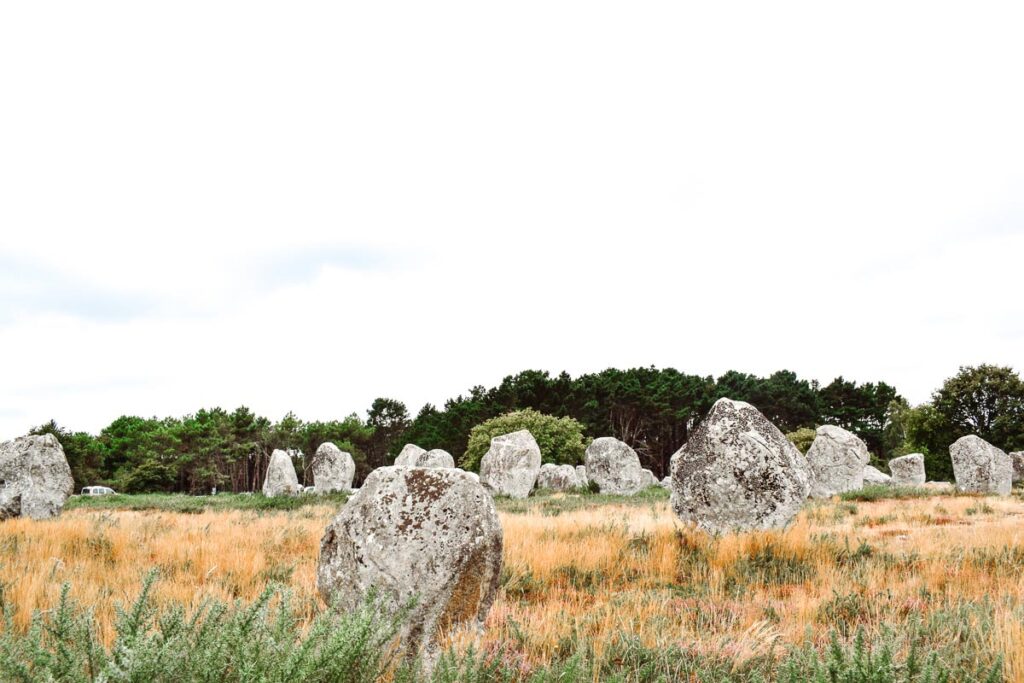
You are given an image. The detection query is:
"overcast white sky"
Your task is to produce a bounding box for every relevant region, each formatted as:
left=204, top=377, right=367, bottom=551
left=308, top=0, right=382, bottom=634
left=1, top=1, right=1023, bottom=440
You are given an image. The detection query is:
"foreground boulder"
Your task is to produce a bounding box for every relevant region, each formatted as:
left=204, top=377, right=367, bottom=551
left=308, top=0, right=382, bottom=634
left=394, top=444, right=427, bottom=467
left=312, top=443, right=355, bottom=493
left=950, top=435, right=1012, bottom=495
left=670, top=398, right=810, bottom=534
left=888, top=453, right=925, bottom=487
left=536, top=463, right=582, bottom=491
left=584, top=437, right=645, bottom=495
left=317, top=467, right=502, bottom=664
left=479, top=430, right=541, bottom=498
left=862, top=465, right=892, bottom=486
left=0, top=434, right=74, bottom=520
left=806, top=426, right=870, bottom=498
left=1010, top=451, right=1024, bottom=485
left=263, top=449, right=301, bottom=496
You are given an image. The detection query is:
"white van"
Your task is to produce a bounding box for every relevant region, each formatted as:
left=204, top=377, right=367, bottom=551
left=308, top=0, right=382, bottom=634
left=81, top=486, right=117, bottom=496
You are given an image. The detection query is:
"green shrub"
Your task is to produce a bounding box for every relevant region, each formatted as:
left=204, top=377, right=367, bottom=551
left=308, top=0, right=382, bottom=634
left=786, top=427, right=817, bottom=454
left=460, top=409, right=587, bottom=472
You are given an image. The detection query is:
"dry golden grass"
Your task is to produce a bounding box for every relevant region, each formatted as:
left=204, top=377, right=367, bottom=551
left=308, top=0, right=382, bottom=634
left=2, top=493, right=1024, bottom=677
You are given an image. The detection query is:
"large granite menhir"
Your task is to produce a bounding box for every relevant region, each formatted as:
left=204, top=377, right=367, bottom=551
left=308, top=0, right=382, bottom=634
left=670, top=398, right=810, bottom=534
left=479, top=430, right=541, bottom=498
left=806, top=425, right=870, bottom=498
left=0, top=434, right=74, bottom=520
left=950, top=435, right=1011, bottom=495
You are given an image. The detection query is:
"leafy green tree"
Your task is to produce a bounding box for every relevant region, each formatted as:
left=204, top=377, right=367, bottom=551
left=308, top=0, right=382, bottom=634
left=931, top=365, right=1024, bottom=451
left=461, top=409, right=588, bottom=472
left=366, top=398, right=410, bottom=469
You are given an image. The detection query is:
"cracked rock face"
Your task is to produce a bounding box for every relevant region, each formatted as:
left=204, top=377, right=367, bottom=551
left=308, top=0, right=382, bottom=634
left=950, top=435, right=1011, bottom=495
left=584, top=437, right=645, bottom=495
left=806, top=426, right=870, bottom=498
left=394, top=444, right=427, bottom=467
left=479, top=430, right=541, bottom=498
left=862, top=464, right=891, bottom=486
left=0, top=434, right=74, bottom=520
left=670, top=398, right=810, bottom=534
left=312, top=442, right=355, bottom=494
left=262, top=449, right=301, bottom=497
left=317, top=467, right=503, bottom=664
left=888, top=453, right=925, bottom=487
left=1009, top=452, right=1023, bottom=484
left=536, top=463, right=582, bottom=491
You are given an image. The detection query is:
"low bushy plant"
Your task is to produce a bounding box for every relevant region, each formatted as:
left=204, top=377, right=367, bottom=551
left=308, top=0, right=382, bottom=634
left=460, top=410, right=587, bottom=472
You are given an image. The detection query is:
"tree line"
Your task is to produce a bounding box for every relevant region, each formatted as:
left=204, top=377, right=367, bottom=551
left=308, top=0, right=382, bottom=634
left=28, top=365, right=1024, bottom=493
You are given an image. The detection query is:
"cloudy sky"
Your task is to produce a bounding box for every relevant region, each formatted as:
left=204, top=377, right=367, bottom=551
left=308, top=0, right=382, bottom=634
left=1, top=1, right=1022, bottom=440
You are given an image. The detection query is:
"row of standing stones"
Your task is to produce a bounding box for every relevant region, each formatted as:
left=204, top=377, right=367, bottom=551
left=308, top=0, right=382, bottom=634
left=3, top=398, right=1024, bottom=668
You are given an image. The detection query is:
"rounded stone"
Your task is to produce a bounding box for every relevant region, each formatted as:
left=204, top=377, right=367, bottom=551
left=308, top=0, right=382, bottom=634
left=950, top=435, right=1011, bottom=495
left=479, top=430, right=542, bottom=498
left=806, top=425, right=870, bottom=498
left=584, top=437, right=645, bottom=495
left=888, top=453, right=925, bottom=487
left=317, top=467, right=502, bottom=663
left=312, top=442, right=355, bottom=494
left=0, top=434, right=74, bottom=520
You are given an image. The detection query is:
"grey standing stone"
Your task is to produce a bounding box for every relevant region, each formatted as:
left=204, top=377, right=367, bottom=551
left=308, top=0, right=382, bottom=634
left=394, top=444, right=427, bottom=467
left=806, top=426, right=870, bottom=498
left=576, top=465, right=588, bottom=486
left=536, top=463, right=583, bottom=491
left=584, top=437, right=645, bottom=495
left=670, top=398, right=810, bottom=534
left=1009, top=452, right=1024, bottom=485
left=862, top=465, right=892, bottom=486
left=640, top=468, right=658, bottom=488
left=0, top=434, right=74, bottom=520
left=950, top=435, right=1012, bottom=495
left=413, top=449, right=456, bottom=469
left=888, top=453, right=926, bottom=487
left=660, top=475, right=671, bottom=489
left=263, top=449, right=301, bottom=497
left=312, top=442, right=355, bottom=494
left=317, top=467, right=502, bottom=667
left=479, top=430, right=542, bottom=498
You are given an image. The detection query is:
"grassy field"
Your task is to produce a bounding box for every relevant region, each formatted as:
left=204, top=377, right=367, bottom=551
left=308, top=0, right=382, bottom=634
left=2, top=487, right=1023, bottom=681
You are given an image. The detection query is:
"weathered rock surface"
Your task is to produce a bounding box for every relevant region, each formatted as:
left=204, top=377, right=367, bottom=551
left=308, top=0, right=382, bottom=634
left=806, top=426, right=870, bottom=498
left=576, top=465, right=588, bottom=486
left=950, top=435, right=1012, bottom=495
left=670, top=398, right=810, bottom=534
left=414, top=449, right=455, bottom=468
left=312, top=442, right=355, bottom=494
left=584, top=437, right=645, bottom=495
left=263, top=449, right=301, bottom=496
left=660, top=475, right=671, bottom=489
left=317, top=467, right=502, bottom=663
left=479, top=430, right=542, bottom=498
left=536, top=463, right=582, bottom=491
left=888, top=453, right=925, bottom=487
left=0, top=434, right=74, bottom=520
left=1010, top=451, right=1024, bottom=485
left=394, top=444, right=427, bottom=467
left=641, top=469, right=658, bottom=488
left=862, top=465, right=892, bottom=486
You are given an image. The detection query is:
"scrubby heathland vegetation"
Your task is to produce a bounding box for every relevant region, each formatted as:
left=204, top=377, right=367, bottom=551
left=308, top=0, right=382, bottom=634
left=26, top=364, right=1024, bottom=495
left=2, top=488, right=1022, bottom=681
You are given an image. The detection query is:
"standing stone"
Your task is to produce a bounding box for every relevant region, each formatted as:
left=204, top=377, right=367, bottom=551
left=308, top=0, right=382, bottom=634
left=889, top=453, right=926, bottom=487
left=584, top=437, right=645, bottom=495
left=950, top=435, right=1012, bottom=495
left=1010, top=452, right=1024, bottom=485
left=806, top=426, right=871, bottom=498
left=263, top=449, right=301, bottom=496
left=660, top=475, right=671, bottom=489
left=394, top=444, right=427, bottom=467
left=862, top=465, right=891, bottom=486
left=414, top=449, right=456, bottom=468
left=317, top=467, right=502, bottom=665
left=536, top=463, right=582, bottom=491
left=479, top=430, right=542, bottom=498
left=641, top=468, right=658, bottom=488
left=575, top=465, right=588, bottom=487
left=670, top=398, right=810, bottom=534
left=0, top=434, right=74, bottom=520
left=312, top=442, right=355, bottom=494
